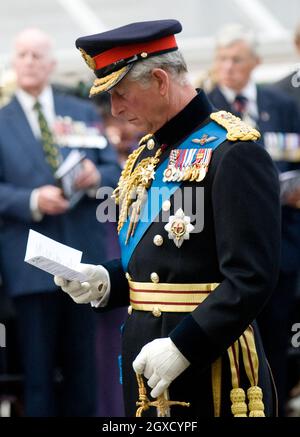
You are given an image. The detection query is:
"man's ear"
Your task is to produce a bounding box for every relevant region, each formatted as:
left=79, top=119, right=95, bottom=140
left=254, top=55, right=261, bottom=68
left=151, top=68, right=169, bottom=96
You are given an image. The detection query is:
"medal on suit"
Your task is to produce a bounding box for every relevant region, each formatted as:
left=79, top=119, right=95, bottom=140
left=163, top=146, right=213, bottom=183
left=164, top=208, right=194, bottom=248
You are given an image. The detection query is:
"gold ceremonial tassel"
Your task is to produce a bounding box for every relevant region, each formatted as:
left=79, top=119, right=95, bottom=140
left=227, top=341, right=247, bottom=417
left=239, top=327, right=265, bottom=417
left=247, top=386, right=265, bottom=417
left=230, top=388, right=247, bottom=417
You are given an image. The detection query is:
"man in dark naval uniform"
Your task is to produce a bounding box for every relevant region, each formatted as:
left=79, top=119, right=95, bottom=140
left=55, top=19, right=281, bottom=417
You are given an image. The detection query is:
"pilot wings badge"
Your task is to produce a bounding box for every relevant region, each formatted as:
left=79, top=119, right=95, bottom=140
left=192, top=133, right=218, bottom=145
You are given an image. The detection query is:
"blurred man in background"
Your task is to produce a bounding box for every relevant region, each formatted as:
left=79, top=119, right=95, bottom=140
left=275, top=22, right=300, bottom=111
left=0, top=28, right=120, bottom=416
left=208, top=24, right=299, bottom=133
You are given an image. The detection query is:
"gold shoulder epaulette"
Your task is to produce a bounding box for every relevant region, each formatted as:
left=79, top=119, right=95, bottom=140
left=210, top=110, right=261, bottom=142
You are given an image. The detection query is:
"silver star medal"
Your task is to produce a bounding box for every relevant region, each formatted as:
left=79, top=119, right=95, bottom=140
left=164, top=208, right=194, bottom=248
left=140, top=164, right=155, bottom=184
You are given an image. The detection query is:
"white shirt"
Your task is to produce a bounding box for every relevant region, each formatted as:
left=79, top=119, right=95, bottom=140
left=16, top=86, right=56, bottom=139
left=220, top=81, right=259, bottom=126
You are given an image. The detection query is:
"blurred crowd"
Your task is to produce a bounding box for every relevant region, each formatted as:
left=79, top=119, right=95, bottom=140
left=0, top=21, right=300, bottom=417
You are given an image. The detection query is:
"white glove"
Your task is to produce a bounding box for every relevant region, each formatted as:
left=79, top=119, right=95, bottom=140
left=133, top=337, right=190, bottom=398
left=54, top=263, right=110, bottom=304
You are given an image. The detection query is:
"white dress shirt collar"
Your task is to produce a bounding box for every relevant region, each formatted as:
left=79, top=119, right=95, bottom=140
left=220, top=81, right=259, bottom=125
left=16, top=86, right=56, bottom=137
left=220, top=80, right=257, bottom=105
left=16, top=85, right=54, bottom=113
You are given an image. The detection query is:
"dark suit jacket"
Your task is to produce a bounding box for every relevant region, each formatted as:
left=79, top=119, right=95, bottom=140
left=208, top=85, right=300, bottom=271
left=208, top=84, right=300, bottom=137
left=0, top=90, right=121, bottom=296
left=275, top=71, right=300, bottom=112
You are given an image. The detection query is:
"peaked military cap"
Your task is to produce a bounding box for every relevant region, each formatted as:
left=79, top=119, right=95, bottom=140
left=75, top=19, right=182, bottom=96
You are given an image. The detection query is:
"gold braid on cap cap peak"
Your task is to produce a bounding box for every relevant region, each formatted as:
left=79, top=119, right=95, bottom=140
left=210, top=110, right=261, bottom=142
left=90, top=67, right=129, bottom=96
left=78, top=48, right=96, bottom=70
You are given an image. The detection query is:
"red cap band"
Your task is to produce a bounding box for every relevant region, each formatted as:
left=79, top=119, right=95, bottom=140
left=93, top=35, right=177, bottom=70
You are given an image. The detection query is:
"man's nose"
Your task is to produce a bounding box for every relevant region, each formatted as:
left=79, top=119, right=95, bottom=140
left=222, top=58, right=235, bottom=72
left=110, top=94, right=123, bottom=118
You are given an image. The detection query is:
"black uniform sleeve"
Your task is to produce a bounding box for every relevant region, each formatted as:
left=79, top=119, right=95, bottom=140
left=94, top=258, right=129, bottom=311
left=170, top=142, right=281, bottom=369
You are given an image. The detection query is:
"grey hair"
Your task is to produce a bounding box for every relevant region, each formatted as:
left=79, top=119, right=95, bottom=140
left=127, top=50, right=189, bottom=88
left=215, top=23, right=258, bottom=56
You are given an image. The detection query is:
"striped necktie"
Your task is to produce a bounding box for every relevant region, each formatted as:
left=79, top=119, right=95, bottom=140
left=232, top=94, right=248, bottom=119
left=33, top=100, right=60, bottom=172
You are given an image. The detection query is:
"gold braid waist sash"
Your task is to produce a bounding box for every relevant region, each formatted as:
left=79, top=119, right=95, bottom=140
left=129, top=280, right=265, bottom=417
left=128, top=280, right=219, bottom=313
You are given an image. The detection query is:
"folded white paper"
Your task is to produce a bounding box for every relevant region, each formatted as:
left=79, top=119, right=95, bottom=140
left=24, top=229, right=87, bottom=282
